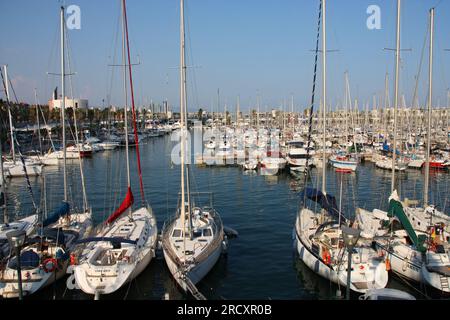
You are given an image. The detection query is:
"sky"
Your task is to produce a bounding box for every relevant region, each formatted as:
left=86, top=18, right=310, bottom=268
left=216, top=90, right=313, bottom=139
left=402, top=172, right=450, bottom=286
left=0, top=0, right=449, bottom=112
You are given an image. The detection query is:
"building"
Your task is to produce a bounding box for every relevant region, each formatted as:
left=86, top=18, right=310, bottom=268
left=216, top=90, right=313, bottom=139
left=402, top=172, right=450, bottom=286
left=48, top=97, right=88, bottom=111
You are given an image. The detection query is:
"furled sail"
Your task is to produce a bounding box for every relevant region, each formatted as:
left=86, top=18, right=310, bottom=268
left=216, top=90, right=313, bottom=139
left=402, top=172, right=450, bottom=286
left=42, top=201, right=70, bottom=227
left=106, top=187, right=134, bottom=224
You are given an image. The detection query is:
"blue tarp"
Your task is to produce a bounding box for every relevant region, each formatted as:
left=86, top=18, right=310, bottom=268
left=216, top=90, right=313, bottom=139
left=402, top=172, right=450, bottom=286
left=300, top=188, right=347, bottom=223
left=20, top=250, right=40, bottom=268
left=76, top=237, right=137, bottom=245
left=42, top=202, right=70, bottom=227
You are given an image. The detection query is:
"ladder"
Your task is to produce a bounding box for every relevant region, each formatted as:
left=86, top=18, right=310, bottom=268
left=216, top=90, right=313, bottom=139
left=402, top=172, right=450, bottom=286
left=183, top=276, right=206, bottom=300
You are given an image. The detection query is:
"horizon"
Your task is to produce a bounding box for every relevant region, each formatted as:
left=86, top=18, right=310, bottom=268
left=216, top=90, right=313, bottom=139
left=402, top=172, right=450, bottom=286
left=1, top=0, right=449, bottom=112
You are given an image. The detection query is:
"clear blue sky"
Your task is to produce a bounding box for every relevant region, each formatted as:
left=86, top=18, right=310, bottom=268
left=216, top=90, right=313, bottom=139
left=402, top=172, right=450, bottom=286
left=1, top=0, right=449, bottom=112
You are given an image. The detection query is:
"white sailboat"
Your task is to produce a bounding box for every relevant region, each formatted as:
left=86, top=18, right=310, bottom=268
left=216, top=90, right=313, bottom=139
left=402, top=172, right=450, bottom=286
left=294, top=0, right=388, bottom=294
left=162, top=0, right=226, bottom=299
left=0, top=139, right=39, bottom=259
left=0, top=7, right=92, bottom=297
left=1, top=66, right=43, bottom=178
left=66, top=0, right=157, bottom=298
left=356, top=4, right=450, bottom=293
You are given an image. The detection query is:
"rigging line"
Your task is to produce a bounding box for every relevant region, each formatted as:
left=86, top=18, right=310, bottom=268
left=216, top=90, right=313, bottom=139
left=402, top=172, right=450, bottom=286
left=123, top=0, right=146, bottom=204
left=411, top=20, right=429, bottom=110
left=303, top=0, right=322, bottom=202
left=65, top=27, right=89, bottom=212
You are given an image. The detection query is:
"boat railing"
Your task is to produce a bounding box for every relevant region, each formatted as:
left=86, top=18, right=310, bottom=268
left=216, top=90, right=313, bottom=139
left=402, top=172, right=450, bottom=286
left=194, top=212, right=224, bottom=265
left=161, top=215, right=185, bottom=267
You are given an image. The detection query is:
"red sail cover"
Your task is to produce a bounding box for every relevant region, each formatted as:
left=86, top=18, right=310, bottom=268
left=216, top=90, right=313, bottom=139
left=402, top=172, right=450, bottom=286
left=106, top=187, right=134, bottom=224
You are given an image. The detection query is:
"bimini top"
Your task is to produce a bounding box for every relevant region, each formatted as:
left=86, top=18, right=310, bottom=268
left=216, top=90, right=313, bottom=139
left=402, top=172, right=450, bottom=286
left=300, top=188, right=347, bottom=224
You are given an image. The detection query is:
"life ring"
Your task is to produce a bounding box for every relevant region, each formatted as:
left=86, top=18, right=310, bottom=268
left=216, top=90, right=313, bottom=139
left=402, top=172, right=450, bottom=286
left=43, top=258, right=57, bottom=273
left=322, top=250, right=331, bottom=265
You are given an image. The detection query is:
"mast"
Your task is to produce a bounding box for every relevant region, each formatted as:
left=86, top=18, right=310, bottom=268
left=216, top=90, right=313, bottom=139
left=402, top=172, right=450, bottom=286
left=121, top=0, right=131, bottom=190
left=60, top=6, right=68, bottom=202
left=3, top=66, right=15, bottom=162
left=424, top=8, right=434, bottom=206
left=391, top=0, right=401, bottom=193
left=0, top=123, right=7, bottom=224
left=383, top=73, right=390, bottom=142
left=321, top=0, right=327, bottom=193
left=344, top=72, right=349, bottom=148
left=291, top=93, right=294, bottom=129
left=34, top=89, right=42, bottom=156
left=236, top=95, right=240, bottom=125
left=123, top=0, right=146, bottom=203
left=180, top=0, right=192, bottom=237
left=179, top=0, right=187, bottom=244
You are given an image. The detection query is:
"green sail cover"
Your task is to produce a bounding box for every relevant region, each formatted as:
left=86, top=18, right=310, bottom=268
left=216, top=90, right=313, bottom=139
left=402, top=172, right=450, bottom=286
left=388, top=199, right=427, bottom=253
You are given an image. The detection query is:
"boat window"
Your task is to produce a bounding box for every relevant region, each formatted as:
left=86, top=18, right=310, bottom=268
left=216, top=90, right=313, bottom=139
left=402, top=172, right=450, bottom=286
left=203, top=228, right=212, bottom=237
left=330, top=238, right=339, bottom=246
left=172, top=229, right=182, bottom=238
left=193, top=230, right=202, bottom=238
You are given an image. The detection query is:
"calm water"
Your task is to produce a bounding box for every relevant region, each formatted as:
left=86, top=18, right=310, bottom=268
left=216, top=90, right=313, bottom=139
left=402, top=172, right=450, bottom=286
left=2, top=134, right=449, bottom=300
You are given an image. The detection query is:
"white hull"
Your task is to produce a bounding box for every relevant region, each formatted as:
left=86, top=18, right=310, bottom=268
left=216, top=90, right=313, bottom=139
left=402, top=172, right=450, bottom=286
left=294, top=228, right=387, bottom=293
left=4, top=162, right=43, bottom=177
left=68, top=207, right=157, bottom=296
left=329, top=159, right=357, bottom=171
left=163, top=241, right=222, bottom=291
left=295, top=209, right=388, bottom=293
left=375, top=159, right=408, bottom=171
left=407, top=159, right=424, bottom=169
left=0, top=260, right=68, bottom=298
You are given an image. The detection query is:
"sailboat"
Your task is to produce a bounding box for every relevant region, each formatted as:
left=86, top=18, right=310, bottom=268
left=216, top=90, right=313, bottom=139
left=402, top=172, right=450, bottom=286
left=162, top=0, right=226, bottom=299
left=294, top=0, right=388, bottom=295
left=0, top=6, right=93, bottom=298
left=0, top=133, right=39, bottom=259
left=1, top=66, right=43, bottom=178
left=329, top=73, right=358, bottom=172
left=66, top=0, right=157, bottom=299
left=356, top=6, right=449, bottom=293
left=27, top=90, right=59, bottom=166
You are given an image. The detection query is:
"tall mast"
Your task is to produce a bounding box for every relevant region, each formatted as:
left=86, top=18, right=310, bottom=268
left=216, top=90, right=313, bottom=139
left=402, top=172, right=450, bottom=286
left=391, top=0, right=401, bottom=193
left=121, top=0, right=131, bottom=189
left=181, top=0, right=192, bottom=237
left=3, top=66, right=15, bottom=163
left=321, top=0, right=327, bottom=193
left=123, top=0, right=146, bottom=203
left=424, top=8, right=434, bottom=206
left=179, top=0, right=187, bottom=242
left=60, top=6, right=68, bottom=202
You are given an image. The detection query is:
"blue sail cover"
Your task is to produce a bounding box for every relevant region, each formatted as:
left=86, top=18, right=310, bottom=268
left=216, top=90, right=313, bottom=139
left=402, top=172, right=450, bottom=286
left=42, top=202, right=70, bottom=227
left=300, top=188, right=347, bottom=223
left=76, top=237, right=137, bottom=245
